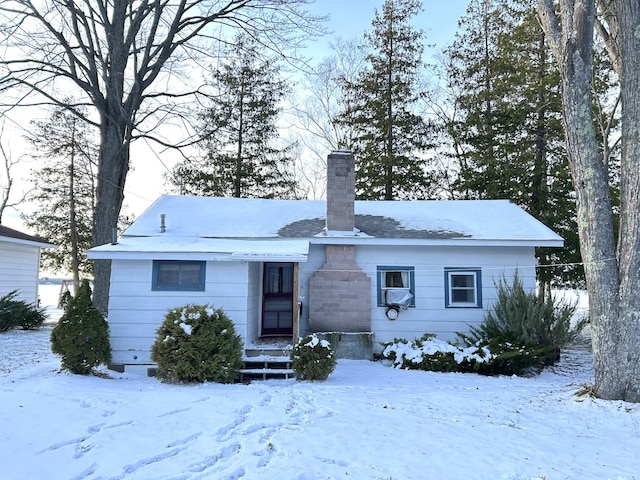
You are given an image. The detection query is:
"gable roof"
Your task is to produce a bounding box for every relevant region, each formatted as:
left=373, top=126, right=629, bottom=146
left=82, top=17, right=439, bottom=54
left=0, top=224, right=56, bottom=249
left=88, top=195, right=563, bottom=261
left=123, top=195, right=562, bottom=242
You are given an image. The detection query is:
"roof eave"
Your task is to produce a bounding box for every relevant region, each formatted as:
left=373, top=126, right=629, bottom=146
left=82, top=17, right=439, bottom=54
left=0, top=236, right=57, bottom=249
left=309, top=237, right=564, bottom=247
left=88, top=251, right=309, bottom=262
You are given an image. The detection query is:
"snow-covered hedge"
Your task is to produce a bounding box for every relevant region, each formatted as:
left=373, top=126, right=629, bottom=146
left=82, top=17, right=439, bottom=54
left=151, top=304, right=242, bottom=383
left=291, top=334, right=337, bottom=381
left=382, top=334, right=494, bottom=373
left=382, top=332, right=564, bottom=376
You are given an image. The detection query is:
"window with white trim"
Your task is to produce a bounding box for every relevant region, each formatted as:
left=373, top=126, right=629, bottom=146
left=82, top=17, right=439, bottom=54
left=152, top=260, right=206, bottom=291
left=377, top=266, right=415, bottom=307
left=445, top=268, right=482, bottom=308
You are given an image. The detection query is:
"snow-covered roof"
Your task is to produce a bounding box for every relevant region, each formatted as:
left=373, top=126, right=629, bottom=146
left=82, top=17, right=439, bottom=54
left=89, top=237, right=309, bottom=262
left=0, top=225, right=56, bottom=249
left=88, top=195, right=563, bottom=260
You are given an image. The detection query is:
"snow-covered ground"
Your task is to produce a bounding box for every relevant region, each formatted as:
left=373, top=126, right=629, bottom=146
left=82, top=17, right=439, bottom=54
left=1, top=285, right=637, bottom=478
left=38, top=282, right=70, bottom=323
left=2, top=323, right=639, bottom=479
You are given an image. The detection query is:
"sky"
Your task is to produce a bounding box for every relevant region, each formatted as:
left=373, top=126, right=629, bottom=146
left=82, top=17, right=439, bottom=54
left=1, top=0, right=470, bottom=234
left=306, top=0, right=469, bottom=55
left=1, top=288, right=639, bottom=480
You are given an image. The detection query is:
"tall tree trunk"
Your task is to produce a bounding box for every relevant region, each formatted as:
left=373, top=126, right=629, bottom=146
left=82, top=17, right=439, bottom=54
left=68, top=122, right=80, bottom=293
left=91, top=2, right=130, bottom=314
left=385, top=39, right=394, bottom=201
left=235, top=86, right=245, bottom=198
left=537, top=0, right=628, bottom=400
left=533, top=31, right=552, bottom=295
left=93, top=110, right=130, bottom=313
left=612, top=0, right=640, bottom=401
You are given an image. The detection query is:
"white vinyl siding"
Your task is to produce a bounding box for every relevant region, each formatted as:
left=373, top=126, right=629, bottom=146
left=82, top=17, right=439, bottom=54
left=0, top=241, right=42, bottom=305
left=106, top=259, right=250, bottom=365
left=352, top=245, right=537, bottom=347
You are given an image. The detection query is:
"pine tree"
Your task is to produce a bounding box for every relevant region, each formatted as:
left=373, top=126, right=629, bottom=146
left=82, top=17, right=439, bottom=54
left=173, top=34, right=296, bottom=199
left=443, top=0, right=582, bottom=287
left=22, top=105, right=97, bottom=290
left=337, top=0, right=433, bottom=200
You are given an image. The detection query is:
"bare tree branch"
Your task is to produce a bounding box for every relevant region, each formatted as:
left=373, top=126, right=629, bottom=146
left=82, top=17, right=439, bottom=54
left=0, top=0, right=327, bottom=311
left=0, top=118, right=30, bottom=223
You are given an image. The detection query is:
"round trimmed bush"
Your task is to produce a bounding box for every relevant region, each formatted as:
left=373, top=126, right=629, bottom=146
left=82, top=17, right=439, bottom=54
left=150, top=304, right=243, bottom=383
left=50, top=280, right=111, bottom=374
left=290, top=334, right=337, bottom=381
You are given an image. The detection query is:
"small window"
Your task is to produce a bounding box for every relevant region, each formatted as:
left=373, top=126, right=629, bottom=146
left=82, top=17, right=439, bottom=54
left=445, top=268, right=482, bottom=308
left=152, top=261, right=206, bottom=291
left=377, top=266, right=415, bottom=307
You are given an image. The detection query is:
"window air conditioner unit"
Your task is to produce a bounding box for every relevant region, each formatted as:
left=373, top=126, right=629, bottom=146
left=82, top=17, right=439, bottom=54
left=385, top=288, right=413, bottom=311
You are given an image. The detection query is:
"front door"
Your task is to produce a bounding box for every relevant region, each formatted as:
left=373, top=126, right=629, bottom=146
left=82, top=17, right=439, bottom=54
left=262, top=262, right=295, bottom=336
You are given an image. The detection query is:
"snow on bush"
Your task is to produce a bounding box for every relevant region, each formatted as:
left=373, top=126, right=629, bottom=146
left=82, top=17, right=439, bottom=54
left=151, top=304, right=242, bottom=383
left=384, top=335, right=493, bottom=366
left=382, top=334, right=494, bottom=373
left=290, top=333, right=337, bottom=381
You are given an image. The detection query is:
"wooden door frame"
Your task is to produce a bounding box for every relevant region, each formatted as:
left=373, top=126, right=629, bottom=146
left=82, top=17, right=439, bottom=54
left=292, top=262, right=299, bottom=344
left=260, top=262, right=298, bottom=340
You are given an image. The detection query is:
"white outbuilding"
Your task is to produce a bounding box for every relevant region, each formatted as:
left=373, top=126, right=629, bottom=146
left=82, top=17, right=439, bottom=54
left=0, top=225, right=56, bottom=306
left=89, top=151, right=563, bottom=374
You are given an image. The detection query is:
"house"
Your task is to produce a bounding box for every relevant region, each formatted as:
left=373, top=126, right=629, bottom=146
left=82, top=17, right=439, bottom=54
left=88, top=151, right=563, bottom=374
left=0, top=225, right=56, bottom=306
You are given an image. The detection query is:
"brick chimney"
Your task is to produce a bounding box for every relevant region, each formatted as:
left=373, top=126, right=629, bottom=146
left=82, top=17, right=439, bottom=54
left=308, top=151, right=371, bottom=333
left=326, top=150, right=355, bottom=234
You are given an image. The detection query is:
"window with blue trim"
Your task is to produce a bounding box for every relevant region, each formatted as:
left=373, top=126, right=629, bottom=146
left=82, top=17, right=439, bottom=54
left=152, top=261, right=206, bottom=291
left=445, top=268, right=482, bottom=308
left=377, top=266, right=415, bottom=307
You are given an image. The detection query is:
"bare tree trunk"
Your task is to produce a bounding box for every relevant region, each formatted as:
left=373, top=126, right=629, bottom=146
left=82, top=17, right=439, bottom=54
left=385, top=44, right=394, bottom=201
left=235, top=86, right=245, bottom=199
left=0, top=122, right=22, bottom=223
left=68, top=124, right=80, bottom=293
left=538, top=0, right=640, bottom=401
left=93, top=110, right=130, bottom=313
left=611, top=0, right=640, bottom=402
left=533, top=31, right=553, bottom=295
left=537, top=0, right=628, bottom=400
left=0, top=140, right=12, bottom=223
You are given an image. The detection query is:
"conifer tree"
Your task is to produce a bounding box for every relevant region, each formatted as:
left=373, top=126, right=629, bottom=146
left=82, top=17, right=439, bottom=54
left=22, top=105, right=97, bottom=291
left=443, top=0, right=582, bottom=287
left=337, top=0, right=433, bottom=200
left=51, top=279, right=111, bottom=375
left=174, top=34, right=296, bottom=199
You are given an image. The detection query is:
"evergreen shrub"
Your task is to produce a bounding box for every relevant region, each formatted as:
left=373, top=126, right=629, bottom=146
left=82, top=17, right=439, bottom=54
left=290, top=334, right=337, bottom=381
left=381, top=333, right=493, bottom=373
left=458, top=273, right=586, bottom=373
left=0, top=290, right=47, bottom=332
left=150, top=304, right=243, bottom=383
left=50, top=280, right=111, bottom=374
left=382, top=276, right=585, bottom=376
